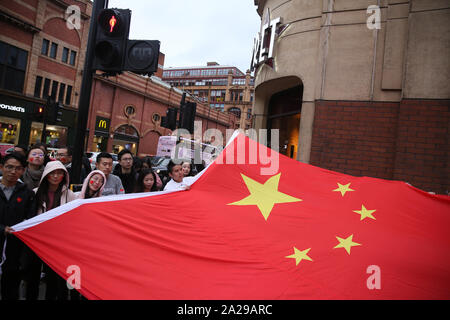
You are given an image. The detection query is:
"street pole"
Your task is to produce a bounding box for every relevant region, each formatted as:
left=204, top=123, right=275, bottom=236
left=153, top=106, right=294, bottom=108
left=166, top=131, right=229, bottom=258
left=71, top=0, right=106, bottom=184
left=40, top=96, right=50, bottom=144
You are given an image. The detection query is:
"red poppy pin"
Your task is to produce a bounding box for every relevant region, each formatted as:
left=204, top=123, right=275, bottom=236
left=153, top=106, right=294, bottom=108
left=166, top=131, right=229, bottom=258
left=17, top=197, right=22, bottom=203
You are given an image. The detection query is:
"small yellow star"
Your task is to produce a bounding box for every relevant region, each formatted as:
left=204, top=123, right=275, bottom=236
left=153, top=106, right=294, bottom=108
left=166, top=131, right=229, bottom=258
left=286, top=247, right=313, bottom=266
left=333, top=183, right=355, bottom=197
left=334, top=234, right=361, bottom=255
left=228, top=173, right=302, bottom=221
left=353, top=205, right=376, bottom=221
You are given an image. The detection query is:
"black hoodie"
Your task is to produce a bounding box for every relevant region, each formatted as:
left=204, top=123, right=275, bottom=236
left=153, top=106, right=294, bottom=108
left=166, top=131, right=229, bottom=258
left=112, top=164, right=137, bottom=194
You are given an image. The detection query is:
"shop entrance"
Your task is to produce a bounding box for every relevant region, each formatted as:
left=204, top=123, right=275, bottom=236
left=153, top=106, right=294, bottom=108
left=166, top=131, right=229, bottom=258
left=112, top=125, right=139, bottom=155
left=267, top=85, right=303, bottom=159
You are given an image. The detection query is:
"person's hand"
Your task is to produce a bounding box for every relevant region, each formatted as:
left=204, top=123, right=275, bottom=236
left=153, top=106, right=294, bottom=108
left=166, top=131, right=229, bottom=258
left=182, top=185, right=191, bottom=191
left=4, top=226, right=15, bottom=235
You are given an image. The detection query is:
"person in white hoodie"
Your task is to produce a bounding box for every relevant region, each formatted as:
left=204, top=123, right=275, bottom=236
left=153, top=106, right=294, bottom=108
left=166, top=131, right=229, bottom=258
left=30, top=160, right=77, bottom=300
left=78, top=170, right=106, bottom=199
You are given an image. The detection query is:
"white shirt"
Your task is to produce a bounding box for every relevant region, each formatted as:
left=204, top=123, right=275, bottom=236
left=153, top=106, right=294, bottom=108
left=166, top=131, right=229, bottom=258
left=163, top=176, right=195, bottom=191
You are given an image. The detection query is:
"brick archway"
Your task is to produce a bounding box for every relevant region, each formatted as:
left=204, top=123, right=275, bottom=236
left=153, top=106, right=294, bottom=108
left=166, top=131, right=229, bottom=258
left=42, top=16, right=82, bottom=47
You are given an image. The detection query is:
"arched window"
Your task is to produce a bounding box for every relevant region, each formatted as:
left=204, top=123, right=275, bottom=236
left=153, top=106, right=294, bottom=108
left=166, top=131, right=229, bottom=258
left=228, top=107, right=241, bottom=119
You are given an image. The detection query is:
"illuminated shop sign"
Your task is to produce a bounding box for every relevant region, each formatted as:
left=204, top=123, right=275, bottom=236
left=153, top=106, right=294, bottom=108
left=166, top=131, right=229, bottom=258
left=251, top=9, right=285, bottom=72
left=0, top=103, right=25, bottom=113
left=95, top=116, right=110, bottom=132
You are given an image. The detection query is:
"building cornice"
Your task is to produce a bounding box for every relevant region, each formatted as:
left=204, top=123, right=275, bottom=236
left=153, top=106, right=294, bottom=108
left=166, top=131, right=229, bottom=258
left=0, top=9, right=41, bottom=33
left=254, top=0, right=265, bottom=16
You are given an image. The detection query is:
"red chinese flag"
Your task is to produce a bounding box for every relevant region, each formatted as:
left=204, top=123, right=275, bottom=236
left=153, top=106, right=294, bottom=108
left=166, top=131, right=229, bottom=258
left=12, top=133, right=450, bottom=299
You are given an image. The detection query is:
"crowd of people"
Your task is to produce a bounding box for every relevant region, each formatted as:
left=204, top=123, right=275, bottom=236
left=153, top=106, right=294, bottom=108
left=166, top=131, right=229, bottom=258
left=0, top=144, right=203, bottom=300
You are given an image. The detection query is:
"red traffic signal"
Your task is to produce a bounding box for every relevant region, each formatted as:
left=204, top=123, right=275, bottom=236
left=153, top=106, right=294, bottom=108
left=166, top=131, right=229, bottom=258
left=93, top=8, right=131, bottom=72
left=35, top=105, right=44, bottom=121
left=98, top=9, right=126, bottom=37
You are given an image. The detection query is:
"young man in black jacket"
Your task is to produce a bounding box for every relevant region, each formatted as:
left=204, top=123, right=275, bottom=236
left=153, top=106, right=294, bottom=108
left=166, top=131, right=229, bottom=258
left=112, top=149, right=137, bottom=194
left=0, top=152, right=37, bottom=300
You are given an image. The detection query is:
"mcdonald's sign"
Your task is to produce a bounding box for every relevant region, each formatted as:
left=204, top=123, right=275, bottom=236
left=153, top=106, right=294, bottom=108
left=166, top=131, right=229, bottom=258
left=95, top=116, right=110, bottom=132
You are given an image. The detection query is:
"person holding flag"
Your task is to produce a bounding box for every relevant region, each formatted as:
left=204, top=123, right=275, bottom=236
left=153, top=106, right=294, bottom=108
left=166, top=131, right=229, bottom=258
left=0, top=152, right=36, bottom=300
left=31, top=161, right=77, bottom=300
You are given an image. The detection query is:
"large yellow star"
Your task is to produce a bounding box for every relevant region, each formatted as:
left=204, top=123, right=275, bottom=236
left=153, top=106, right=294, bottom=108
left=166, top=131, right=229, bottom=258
left=334, top=234, right=361, bottom=255
left=333, top=183, right=355, bottom=197
left=353, top=205, right=376, bottom=221
left=286, top=247, right=313, bottom=266
left=227, top=173, right=302, bottom=221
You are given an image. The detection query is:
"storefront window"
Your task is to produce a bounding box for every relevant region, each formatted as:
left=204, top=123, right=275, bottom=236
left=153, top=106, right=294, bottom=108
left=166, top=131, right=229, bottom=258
left=112, top=125, right=139, bottom=155
left=0, top=116, right=20, bottom=145
left=91, top=135, right=108, bottom=152
left=112, top=140, right=137, bottom=155
left=29, top=122, right=68, bottom=148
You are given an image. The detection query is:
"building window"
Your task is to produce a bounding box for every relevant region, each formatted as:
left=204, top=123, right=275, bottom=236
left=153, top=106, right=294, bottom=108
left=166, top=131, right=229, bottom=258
left=230, top=90, right=243, bottom=102
left=70, top=50, right=76, bottom=66
left=43, top=78, right=51, bottom=98
left=34, top=76, right=43, bottom=97
left=125, top=105, right=136, bottom=117
left=50, top=43, right=58, bottom=59
left=29, top=122, right=68, bottom=148
left=62, top=47, right=69, bottom=63
left=65, top=85, right=72, bottom=105
left=151, top=113, right=161, bottom=123
left=229, top=107, right=241, bottom=119
left=41, top=39, right=49, bottom=55
left=58, top=83, right=66, bottom=102
left=232, top=78, right=246, bottom=86
left=51, top=80, right=58, bottom=100
left=0, top=116, right=21, bottom=145
left=0, top=41, right=28, bottom=93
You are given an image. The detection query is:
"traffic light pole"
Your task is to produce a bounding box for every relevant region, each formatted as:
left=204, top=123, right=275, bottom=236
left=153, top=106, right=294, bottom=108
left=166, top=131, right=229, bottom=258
left=40, top=96, right=50, bottom=144
left=71, top=0, right=107, bottom=184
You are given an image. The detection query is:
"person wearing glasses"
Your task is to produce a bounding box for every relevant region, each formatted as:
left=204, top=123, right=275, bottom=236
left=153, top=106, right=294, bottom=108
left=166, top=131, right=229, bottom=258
left=32, top=160, right=77, bottom=300
left=0, top=152, right=37, bottom=300
left=21, top=145, right=45, bottom=190
left=112, top=149, right=137, bottom=194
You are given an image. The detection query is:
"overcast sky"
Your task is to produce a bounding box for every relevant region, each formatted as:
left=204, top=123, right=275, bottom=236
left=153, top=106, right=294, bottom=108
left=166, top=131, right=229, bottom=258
left=108, top=0, right=262, bottom=73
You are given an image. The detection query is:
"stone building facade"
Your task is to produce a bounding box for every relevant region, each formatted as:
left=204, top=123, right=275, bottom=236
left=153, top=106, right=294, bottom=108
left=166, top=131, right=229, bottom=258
left=251, top=0, right=449, bottom=194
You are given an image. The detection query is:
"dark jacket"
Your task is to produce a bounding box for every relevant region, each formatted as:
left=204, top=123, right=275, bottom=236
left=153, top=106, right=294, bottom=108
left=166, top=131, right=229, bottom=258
left=0, top=182, right=36, bottom=248
left=0, top=181, right=37, bottom=283
left=112, top=164, right=137, bottom=194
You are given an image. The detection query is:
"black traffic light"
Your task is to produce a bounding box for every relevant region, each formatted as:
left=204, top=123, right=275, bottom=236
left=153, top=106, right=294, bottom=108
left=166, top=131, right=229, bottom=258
left=161, top=107, right=178, bottom=131
left=93, top=8, right=131, bottom=72
left=124, top=40, right=160, bottom=76
left=179, top=102, right=197, bottom=133
left=36, top=105, right=44, bottom=122
left=50, top=102, right=63, bottom=123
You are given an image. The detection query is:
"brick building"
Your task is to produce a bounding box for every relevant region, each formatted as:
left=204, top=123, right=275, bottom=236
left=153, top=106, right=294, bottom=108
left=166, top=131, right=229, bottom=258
left=252, top=0, right=449, bottom=194
left=162, top=62, right=254, bottom=130
left=0, top=0, right=92, bottom=148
